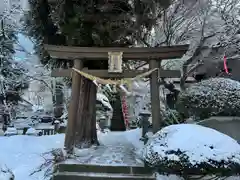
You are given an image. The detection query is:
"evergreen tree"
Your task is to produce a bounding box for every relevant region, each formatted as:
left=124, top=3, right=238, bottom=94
left=24, top=0, right=170, bottom=68
left=24, top=0, right=171, bottom=150
left=23, top=0, right=68, bottom=68
left=0, top=19, right=26, bottom=104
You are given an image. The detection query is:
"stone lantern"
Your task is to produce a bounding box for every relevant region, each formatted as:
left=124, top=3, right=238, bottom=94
left=139, top=110, right=151, bottom=144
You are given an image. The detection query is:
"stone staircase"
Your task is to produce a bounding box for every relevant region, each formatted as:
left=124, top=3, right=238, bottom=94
left=52, top=163, right=156, bottom=180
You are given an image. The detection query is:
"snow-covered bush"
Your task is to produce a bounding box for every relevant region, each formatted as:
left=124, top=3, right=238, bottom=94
left=0, top=165, right=14, bottom=180
left=176, top=78, right=240, bottom=120
left=4, top=127, right=17, bottom=136
left=142, top=124, right=240, bottom=178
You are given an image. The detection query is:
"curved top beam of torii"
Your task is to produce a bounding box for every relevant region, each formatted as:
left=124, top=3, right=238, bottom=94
left=43, top=44, right=189, bottom=61
left=44, top=44, right=189, bottom=79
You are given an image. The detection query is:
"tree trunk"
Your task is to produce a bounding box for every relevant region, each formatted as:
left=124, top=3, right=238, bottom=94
left=75, top=77, right=99, bottom=148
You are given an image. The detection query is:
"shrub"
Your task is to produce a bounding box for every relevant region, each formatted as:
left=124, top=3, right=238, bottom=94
left=176, top=78, right=240, bottom=120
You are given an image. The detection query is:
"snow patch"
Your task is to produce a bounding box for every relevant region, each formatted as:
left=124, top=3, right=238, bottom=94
left=156, top=173, right=183, bottom=180
left=0, top=165, right=14, bottom=180
left=70, top=129, right=144, bottom=166
left=31, top=105, right=44, bottom=113
left=0, top=134, right=64, bottom=180
left=26, top=128, right=38, bottom=135
left=4, top=127, right=17, bottom=136
left=97, top=93, right=112, bottom=111
left=123, top=128, right=143, bottom=149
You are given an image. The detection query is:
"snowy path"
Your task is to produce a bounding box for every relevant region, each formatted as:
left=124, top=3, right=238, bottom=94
left=68, top=130, right=144, bottom=166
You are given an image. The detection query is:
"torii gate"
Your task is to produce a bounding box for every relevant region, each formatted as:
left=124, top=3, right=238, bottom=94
left=44, top=44, right=189, bottom=150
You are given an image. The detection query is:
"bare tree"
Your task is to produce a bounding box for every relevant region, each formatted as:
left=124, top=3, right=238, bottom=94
left=147, top=0, right=238, bottom=90
left=214, top=0, right=240, bottom=53
left=180, top=4, right=217, bottom=89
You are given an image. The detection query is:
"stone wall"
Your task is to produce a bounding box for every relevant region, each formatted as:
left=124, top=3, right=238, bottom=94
left=194, top=116, right=240, bottom=142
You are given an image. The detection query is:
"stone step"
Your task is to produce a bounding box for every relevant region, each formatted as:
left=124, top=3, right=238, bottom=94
left=53, top=172, right=155, bottom=180
left=57, top=163, right=153, bottom=175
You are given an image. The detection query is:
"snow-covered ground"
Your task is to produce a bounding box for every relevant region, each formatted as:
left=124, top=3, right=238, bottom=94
left=0, top=129, right=144, bottom=180
left=70, top=129, right=143, bottom=166
left=0, top=124, right=240, bottom=180
left=0, top=134, right=63, bottom=180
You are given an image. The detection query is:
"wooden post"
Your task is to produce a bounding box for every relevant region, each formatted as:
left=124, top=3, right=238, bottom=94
left=149, top=60, right=161, bottom=133
left=64, top=60, right=83, bottom=153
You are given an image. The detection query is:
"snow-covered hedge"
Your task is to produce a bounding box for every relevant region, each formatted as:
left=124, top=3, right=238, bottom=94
left=142, top=124, right=240, bottom=177
left=176, top=78, right=240, bottom=119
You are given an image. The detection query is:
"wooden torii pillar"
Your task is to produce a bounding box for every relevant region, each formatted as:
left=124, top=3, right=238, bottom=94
left=44, top=44, right=189, bottom=150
